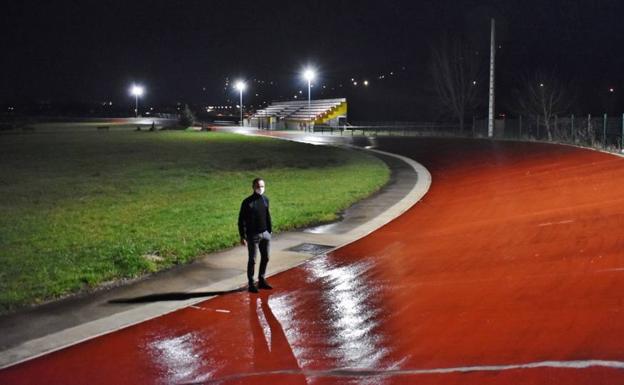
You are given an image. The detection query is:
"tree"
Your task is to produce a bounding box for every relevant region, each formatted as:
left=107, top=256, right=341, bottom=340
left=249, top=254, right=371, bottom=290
left=512, top=71, right=573, bottom=141
left=179, top=104, right=196, bottom=128
left=430, top=35, right=483, bottom=132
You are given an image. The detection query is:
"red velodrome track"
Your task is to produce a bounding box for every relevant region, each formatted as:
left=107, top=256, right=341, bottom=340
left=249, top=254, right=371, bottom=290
left=2, top=137, right=624, bottom=384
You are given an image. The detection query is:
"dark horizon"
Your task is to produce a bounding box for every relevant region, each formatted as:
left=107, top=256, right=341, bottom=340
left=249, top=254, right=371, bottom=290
left=2, top=0, right=624, bottom=120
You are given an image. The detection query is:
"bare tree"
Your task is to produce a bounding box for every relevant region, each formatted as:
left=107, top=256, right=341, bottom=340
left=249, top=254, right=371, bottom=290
left=512, top=71, right=573, bottom=140
left=430, top=35, right=483, bottom=132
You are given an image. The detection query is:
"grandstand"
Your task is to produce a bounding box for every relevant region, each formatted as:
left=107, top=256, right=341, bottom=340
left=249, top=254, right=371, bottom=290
left=248, top=98, right=347, bottom=130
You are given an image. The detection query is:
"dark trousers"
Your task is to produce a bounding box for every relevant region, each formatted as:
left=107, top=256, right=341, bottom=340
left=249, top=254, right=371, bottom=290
left=247, top=231, right=271, bottom=284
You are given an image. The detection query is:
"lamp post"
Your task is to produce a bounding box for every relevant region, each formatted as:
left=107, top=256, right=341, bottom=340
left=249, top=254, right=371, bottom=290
left=303, top=68, right=315, bottom=132
left=234, top=80, right=246, bottom=126
left=130, top=85, right=144, bottom=118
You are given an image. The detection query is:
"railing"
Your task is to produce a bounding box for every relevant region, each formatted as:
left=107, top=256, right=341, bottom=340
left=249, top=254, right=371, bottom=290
left=474, top=114, right=624, bottom=153
left=310, top=116, right=624, bottom=155
left=312, top=122, right=465, bottom=137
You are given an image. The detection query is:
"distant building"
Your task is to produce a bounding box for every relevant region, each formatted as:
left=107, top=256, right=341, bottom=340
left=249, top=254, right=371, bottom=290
left=248, top=98, right=347, bottom=130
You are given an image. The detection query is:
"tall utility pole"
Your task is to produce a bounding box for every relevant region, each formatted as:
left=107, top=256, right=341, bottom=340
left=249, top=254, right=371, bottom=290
left=303, top=69, right=315, bottom=132
left=488, top=18, right=496, bottom=138
left=234, top=80, right=246, bottom=126
left=307, top=79, right=311, bottom=127
left=239, top=89, right=243, bottom=126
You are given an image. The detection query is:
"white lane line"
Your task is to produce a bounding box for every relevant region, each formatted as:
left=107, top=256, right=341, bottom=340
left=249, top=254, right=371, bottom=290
left=363, top=359, right=624, bottom=374
left=189, top=306, right=230, bottom=313
left=327, top=359, right=624, bottom=375
left=538, top=219, right=575, bottom=227
left=190, top=359, right=624, bottom=384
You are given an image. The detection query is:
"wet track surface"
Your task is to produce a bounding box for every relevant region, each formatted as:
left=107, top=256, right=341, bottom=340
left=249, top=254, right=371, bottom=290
left=3, top=137, right=624, bottom=384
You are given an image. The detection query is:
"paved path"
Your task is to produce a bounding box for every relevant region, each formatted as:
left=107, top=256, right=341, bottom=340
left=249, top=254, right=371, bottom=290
left=3, top=135, right=624, bottom=384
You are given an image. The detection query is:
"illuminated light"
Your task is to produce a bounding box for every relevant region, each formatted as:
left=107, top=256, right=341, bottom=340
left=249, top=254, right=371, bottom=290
left=363, top=80, right=369, bottom=86
left=353, top=81, right=358, bottom=86
left=130, top=84, right=144, bottom=118
left=303, top=68, right=316, bottom=82
left=299, top=90, right=303, bottom=94
left=390, top=72, right=394, bottom=75
left=234, top=80, right=246, bottom=92
left=539, top=83, right=544, bottom=87
left=130, top=84, right=144, bottom=96
left=472, top=80, right=477, bottom=85
left=294, top=95, right=298, bottom=99
left=609, top=88, right=615, bottom=93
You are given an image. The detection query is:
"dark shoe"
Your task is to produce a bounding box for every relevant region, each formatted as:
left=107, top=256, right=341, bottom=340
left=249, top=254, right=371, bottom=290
left=248, top=283, right=259, bottom=293
left=258, top=280, right=273, bottom=290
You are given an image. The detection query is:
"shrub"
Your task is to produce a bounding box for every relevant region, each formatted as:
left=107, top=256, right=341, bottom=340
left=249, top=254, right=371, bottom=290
left=178, top=104, right=196, bottom=127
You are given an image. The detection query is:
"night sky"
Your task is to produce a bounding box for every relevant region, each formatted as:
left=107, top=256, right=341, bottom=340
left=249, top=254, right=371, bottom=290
left=2, top=0, right=624, bottom=119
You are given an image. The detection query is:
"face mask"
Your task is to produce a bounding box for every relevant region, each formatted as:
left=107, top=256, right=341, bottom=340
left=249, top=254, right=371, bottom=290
left=255, top=187, right=265, bottom=195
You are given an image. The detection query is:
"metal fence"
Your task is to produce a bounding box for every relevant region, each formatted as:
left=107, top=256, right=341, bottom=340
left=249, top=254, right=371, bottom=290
left=312, top=115, right=624, bottom=155
left=474, top=114, right=624, bottom=152
left=315, top=121, right=466, bottom=137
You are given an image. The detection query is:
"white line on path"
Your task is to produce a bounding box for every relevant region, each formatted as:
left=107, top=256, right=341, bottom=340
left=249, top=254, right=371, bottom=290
left=192, top=359, right=624, bottom=384
left=538, top=219, right=575, bottom=227
left=190, top=306, right=230, bottom=313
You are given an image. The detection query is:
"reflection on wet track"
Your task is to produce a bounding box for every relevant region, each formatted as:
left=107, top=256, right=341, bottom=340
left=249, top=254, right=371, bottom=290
left=3, top=138, right=624, bottom=384
left=149, top=332, right=205, bottom=384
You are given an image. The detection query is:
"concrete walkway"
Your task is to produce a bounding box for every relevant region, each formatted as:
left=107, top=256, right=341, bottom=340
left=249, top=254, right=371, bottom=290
left=0, top=128, right=431, bottom=369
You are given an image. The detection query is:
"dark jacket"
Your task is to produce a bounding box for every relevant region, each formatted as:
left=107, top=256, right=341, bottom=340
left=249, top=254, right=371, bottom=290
left=238, top=193, right=272, bottom=239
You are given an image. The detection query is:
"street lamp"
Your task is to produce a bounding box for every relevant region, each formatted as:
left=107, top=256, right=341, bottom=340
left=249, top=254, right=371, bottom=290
left=130, top=85, right=144, bottom=118
left=303, top=68, right=316, bottom=131
left=234, top=80, right=246, bottom=126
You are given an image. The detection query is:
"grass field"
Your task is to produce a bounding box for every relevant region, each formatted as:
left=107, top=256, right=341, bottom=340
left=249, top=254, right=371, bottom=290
left=0, top=130, right=389, bottom=313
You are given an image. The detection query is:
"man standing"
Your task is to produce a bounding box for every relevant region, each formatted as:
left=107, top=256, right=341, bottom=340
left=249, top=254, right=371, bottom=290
left=238, top=177, right=273, bottom=293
